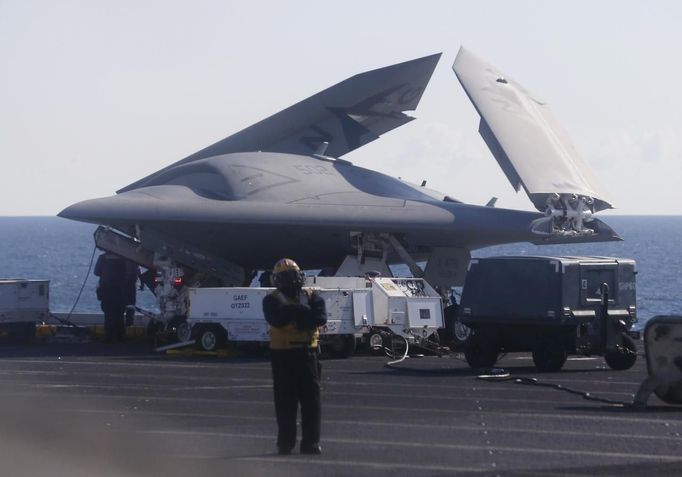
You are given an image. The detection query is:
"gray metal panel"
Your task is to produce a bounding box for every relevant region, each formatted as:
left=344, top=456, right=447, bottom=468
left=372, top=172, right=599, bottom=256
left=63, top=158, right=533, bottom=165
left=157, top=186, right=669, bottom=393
left=120, top=53, right=441, bottom=193
left=452, top=47, right=613, bottom=212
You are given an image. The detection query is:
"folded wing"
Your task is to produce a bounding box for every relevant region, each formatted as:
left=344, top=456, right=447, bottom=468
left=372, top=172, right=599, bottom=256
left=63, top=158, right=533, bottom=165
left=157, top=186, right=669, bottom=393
left=453, top=47, right=612, bottom=213
left=120, top=53, right=441, bottom=193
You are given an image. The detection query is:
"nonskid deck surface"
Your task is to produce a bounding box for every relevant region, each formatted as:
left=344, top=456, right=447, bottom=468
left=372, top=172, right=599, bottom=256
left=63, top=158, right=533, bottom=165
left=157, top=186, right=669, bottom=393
left=0, top=343, right=679, bottom=476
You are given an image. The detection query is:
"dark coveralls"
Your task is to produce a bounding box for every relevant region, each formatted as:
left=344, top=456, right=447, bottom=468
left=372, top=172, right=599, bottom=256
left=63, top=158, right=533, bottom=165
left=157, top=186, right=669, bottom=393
left=94, top=253, right=138, bottom=342
left=262, top=289, right=327, bottom=452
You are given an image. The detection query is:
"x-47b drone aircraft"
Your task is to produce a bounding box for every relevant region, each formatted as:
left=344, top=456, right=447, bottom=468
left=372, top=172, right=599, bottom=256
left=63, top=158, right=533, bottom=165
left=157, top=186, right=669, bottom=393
left=60, top=47, right=618, bottom=290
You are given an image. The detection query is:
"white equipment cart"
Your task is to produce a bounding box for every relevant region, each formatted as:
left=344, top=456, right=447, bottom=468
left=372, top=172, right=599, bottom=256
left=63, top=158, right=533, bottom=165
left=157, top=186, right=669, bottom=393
left=184, top=276, right=444, bottom=358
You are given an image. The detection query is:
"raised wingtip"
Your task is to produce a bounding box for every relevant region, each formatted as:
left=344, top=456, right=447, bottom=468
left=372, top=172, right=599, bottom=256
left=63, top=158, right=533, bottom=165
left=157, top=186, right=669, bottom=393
left=355, top=52, right=442, bottom=77
left=452, top=46, right=486, bottom=74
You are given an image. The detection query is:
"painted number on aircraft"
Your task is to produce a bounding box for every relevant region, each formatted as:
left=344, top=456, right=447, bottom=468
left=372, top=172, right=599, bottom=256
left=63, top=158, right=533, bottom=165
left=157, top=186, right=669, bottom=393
left=294, top=165, right=332, bottom=175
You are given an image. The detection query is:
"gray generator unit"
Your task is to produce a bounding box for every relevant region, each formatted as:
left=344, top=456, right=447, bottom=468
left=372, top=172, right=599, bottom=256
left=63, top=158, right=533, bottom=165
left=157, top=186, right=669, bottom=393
left=460, top=256, right=637, bottom=371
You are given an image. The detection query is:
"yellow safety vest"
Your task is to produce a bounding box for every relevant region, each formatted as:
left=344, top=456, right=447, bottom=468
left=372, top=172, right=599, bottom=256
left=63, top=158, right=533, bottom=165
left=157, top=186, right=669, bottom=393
left=268, top=289, right=320, bottom=350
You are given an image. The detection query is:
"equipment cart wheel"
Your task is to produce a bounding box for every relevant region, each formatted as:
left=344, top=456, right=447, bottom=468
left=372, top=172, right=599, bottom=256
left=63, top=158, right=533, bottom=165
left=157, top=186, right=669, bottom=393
left=327, top=334, right=356, bottom=359
left=167, top=315, right=189, bottom=343
left=175, top=320, right=191, bottom=343
left=464, top=330, right=499, bottom=369
left=604, top=334, right=638, bottom=370
left=193, top=325, right=226, bottom=352
left=452, top=317, right=472, bottom=346
left=368, top=331, right=386, bottom=356
left=532, top=342, right=568, bottom=372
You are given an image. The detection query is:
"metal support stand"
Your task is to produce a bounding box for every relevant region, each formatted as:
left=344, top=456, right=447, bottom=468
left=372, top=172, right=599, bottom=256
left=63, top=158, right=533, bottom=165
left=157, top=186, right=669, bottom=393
left=382, top=234, right=424, bottom=278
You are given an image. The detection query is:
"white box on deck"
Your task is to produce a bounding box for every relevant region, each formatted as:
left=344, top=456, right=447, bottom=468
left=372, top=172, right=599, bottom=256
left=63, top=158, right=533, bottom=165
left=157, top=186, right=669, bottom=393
left=317, top=289, right=358, bottom=335
left=0, top=279, right=49, bottom=323
left=371, top=278, right=443, bottom=329
left=406, top=299, right=442, bottom=328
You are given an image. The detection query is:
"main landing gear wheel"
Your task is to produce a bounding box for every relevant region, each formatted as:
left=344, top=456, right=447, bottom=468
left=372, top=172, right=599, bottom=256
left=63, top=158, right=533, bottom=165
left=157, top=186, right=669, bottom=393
left=604, top=334, right=638, bottom=370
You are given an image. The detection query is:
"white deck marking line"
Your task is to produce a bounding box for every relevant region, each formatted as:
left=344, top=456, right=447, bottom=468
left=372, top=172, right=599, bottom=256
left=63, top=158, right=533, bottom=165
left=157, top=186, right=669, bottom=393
left=0, top=390, right=676, bottom=426
left=30, top=384, right=272, bottom=391
left=236, top=456, right=485, bottom=473
left=0, top=358, right=272, bottom=372
left=141, top=430, right=682, bottom=461
left=0, top=369, right=271, bottom=381
left=0, top=362, right=641, bottom=393
left=174, top=453, right=487, bottom=473
left=0, top=372, right=639, bottom=393
left=0, top=380, right=635, bottom=402
left=63, top=408, right=681, bottom=441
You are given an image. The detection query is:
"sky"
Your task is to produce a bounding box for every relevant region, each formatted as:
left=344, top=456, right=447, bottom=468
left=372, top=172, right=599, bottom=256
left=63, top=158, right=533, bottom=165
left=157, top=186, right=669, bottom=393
left=1, top=0, right=681, bottom=216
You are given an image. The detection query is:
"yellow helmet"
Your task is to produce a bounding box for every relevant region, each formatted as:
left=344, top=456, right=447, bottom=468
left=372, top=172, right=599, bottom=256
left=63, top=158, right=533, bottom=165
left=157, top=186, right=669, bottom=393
left=271, top=258, right=304, bottom=290
left=273, top=258, right=300, bottom=274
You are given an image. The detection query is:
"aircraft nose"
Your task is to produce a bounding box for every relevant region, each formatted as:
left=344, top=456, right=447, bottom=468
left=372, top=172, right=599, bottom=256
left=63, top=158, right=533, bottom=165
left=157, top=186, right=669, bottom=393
left=58, top=196, right=123, bottom=222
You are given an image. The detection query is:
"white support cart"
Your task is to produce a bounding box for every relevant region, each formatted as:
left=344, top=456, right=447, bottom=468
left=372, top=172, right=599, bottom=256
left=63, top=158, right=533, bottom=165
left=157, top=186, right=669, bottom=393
left=184, top=276, right=444, bottom=358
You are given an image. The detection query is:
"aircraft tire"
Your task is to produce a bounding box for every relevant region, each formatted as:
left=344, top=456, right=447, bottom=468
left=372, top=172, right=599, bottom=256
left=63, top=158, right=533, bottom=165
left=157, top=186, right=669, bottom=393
left=604, top=334, right=638, bottom=370
left=464, top=330, right=499, bottom=369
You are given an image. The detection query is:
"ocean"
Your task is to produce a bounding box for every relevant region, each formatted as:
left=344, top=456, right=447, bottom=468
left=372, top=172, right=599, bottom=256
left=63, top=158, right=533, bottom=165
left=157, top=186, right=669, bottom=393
left=1, top=216, right=681, bottom=328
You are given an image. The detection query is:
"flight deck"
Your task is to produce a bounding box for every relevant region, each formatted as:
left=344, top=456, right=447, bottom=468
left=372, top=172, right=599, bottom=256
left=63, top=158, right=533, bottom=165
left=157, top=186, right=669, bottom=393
left=0, top=342, right=680, bottom=476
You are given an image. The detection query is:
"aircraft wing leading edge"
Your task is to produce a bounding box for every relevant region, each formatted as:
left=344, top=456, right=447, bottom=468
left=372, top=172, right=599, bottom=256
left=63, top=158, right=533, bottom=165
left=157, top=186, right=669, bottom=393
left=453, top=47, right=613, bottom=213
left=120, top=53, right=441, bottom=193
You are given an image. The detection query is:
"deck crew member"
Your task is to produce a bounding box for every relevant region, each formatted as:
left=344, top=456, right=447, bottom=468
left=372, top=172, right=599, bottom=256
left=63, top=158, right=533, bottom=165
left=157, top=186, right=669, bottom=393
left=262, top=258, right=327, bottom=455
left=94, top=252, right=138, bottom=342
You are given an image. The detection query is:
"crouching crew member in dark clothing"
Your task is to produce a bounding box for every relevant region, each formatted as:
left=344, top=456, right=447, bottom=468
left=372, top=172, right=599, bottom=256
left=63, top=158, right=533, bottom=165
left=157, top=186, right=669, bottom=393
left=262, top=258, right=327, bottom=455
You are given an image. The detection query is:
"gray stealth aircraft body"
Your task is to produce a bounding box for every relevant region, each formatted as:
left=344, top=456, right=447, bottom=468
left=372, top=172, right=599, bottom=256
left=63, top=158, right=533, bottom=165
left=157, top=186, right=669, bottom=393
left=59, top=48, right=619, bottom=287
